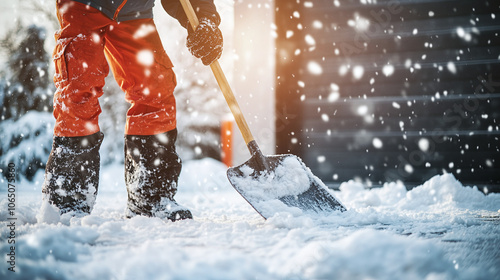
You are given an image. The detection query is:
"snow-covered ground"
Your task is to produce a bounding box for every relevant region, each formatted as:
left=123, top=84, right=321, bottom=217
left=1, top=158, right=499, bottom=280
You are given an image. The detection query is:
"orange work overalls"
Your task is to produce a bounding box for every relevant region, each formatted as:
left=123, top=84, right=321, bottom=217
left=53, top=0, right=177, bottom=136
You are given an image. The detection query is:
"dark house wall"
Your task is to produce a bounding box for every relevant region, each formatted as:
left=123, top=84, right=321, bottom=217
left=275, top=0, right=500, bottom=191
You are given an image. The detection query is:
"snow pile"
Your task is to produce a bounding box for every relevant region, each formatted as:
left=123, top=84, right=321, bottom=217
left=0, top=160, right=499, bottom=280
left=338, top=173, right=499, bottom=212
left=400, top=174, right=498, bottom=211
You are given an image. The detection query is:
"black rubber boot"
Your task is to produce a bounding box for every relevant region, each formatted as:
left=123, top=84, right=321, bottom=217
left=42, top=132, right=104, bottom=215
left=125, top=129, right=192, bottom=221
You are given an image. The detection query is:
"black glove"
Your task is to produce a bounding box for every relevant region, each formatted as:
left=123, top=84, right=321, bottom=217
left=186, top=17, right=223, bottom=66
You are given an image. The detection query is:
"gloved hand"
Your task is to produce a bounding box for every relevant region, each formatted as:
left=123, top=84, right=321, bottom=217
left=186, top=17, right=223, bottom=66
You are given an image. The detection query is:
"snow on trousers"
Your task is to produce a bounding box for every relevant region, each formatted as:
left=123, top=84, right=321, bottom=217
left=44, top=0, right=182, bottom=215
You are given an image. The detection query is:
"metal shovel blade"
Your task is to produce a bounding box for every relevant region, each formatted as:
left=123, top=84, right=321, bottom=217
left=227, top=143, right=346, bottom=219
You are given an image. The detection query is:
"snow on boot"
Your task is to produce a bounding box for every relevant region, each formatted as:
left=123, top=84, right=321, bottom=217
left=42, top=132, right=104, bottom=215
left=125, top=129, right=192, bottom=221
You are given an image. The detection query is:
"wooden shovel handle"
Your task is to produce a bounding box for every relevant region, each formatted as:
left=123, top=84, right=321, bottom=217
left=179, top=0, right=255, bottom=146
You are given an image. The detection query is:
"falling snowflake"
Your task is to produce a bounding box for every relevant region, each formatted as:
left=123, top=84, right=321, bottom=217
left=372, top=138, right=383, bottom=149
left=383, top=65, right=395, bottom=76
left=447, top=62, right=457, bottom=74
left=353, top=65, right=364, bottom=80
left=137, top=50, right=154, bottom=67
left=418, top=138, right=430, bottom=152
left=307, top=61, right=323, bottom=75
left=357, top=105, right=368, bottom=116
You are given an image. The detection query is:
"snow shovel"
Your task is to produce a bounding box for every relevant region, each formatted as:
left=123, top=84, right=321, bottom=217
left=180, top=0, right=346, bottom=219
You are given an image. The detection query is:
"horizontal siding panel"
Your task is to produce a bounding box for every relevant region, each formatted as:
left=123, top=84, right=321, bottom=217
left=276, top=0, right=500, bottom=189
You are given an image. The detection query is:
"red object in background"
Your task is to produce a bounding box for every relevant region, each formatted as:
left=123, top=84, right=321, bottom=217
left=221, top=118, right=233, bottom=167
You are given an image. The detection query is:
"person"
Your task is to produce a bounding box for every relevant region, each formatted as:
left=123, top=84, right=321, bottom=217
left=41, top=0, right=223, bottom=221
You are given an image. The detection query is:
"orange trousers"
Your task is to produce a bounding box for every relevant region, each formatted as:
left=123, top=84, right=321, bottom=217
left=53, top=0, right=177, bottom=137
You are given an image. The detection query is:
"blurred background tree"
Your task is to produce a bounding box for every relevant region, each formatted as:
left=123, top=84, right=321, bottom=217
left=0, top=24, right=54, bottom=181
